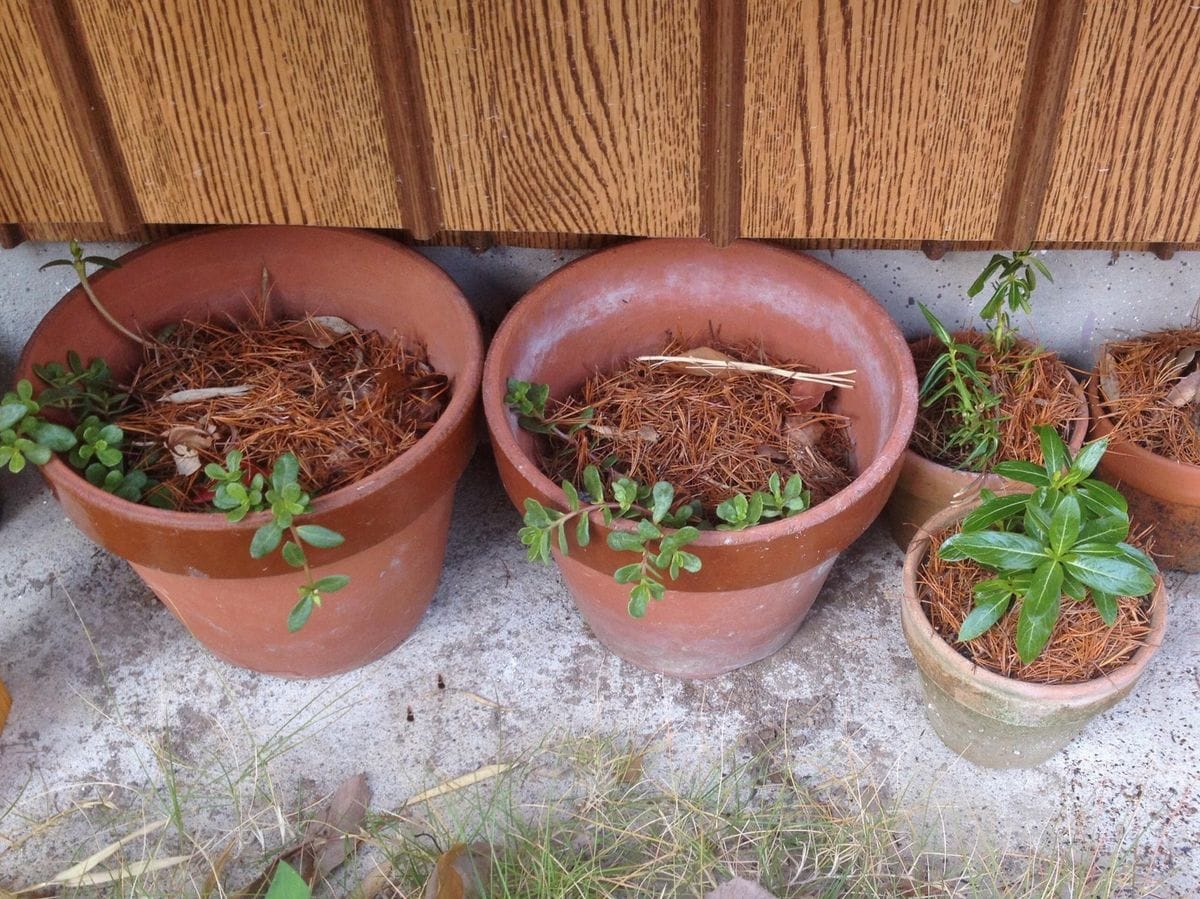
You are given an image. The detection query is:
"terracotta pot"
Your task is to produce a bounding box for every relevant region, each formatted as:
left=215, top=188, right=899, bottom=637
left=483, top=239, right=917, bottom=679
left=18, top=227, right=483, bottom=677
left=901, top=502, right=1167, bottom=768
left=0, top=679, right=9, bottom=736
left=1087, top=374, right=1200, bottom=572
left=884, top=334, right=1087, bottom=550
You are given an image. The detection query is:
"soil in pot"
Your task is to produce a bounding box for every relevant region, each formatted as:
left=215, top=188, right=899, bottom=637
left=1090, top=328, right=1200, bottom=571
left=886, top=332, right=1084, bottom=548
left=526, top=334, right=856, bottom=518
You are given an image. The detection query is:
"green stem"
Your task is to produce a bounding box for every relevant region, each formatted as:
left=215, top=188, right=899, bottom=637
left=75, top=262, right=152, bottom=347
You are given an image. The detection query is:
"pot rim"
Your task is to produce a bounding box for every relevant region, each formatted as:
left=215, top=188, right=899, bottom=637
left=21, top=225, right=484, bottom=530
left=901, top=500, right=1168, bottom=701
left=482, top=237, right=918, bottom=547
left=904, top=330, right=1089, bottom=479
left=1086, top=370, right=1200, bottom=486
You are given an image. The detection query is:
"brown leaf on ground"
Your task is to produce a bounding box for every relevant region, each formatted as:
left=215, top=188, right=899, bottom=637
left=303, top=772, right=373, bottom=880
left=661, top=345, right=738, bottom=379
left=165, top=425, right=214, bottom=476
left=785, top=415, right=825, bottom=449
left=422, top=842, right=493, bottom=899
left=1167, top=370, right=1200, bottom=407
left=285, top=315, right=359, bottom=348
left=789, top=378, right=834, bottom=412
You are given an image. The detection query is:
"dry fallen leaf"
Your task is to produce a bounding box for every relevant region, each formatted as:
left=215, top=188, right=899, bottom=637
left=161, top=385, right=251, bottom=404
left=286, top=315, right=359, bottom=348
left=422, top=842, right=493, bottom=899
left=1173, top=345, right=1200, bottom=372
left=785, top=415, right=825, bottom=450
left=303, top=772, right=373, bottom=881
left=1098, top=351, right=1121, bottom=403
left=165, top=425, right=214, bottom=476
left=660, top=345, right=738, bottom=379
left=789, top=378, right=833, bottom=413
left=1167, top=370, right=1200, bottom=407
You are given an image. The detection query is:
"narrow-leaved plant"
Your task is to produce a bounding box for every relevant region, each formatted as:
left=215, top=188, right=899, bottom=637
left=938, top=426, right=1157, bottom=664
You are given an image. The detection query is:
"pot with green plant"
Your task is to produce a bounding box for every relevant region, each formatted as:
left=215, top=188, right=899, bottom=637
left=14, top=227, right=482, bottom=677
left=901, top=426, right=1166, bottom=767
left=1087, top=327, right=1200, bottom=571
left=885, top=251, right=1087, bottom=549
left=483, top=239, right=917, bottom=679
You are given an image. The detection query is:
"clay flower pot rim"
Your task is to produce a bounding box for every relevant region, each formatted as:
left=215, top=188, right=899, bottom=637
left=482, top=237, right=918, bottom=548
left=902, top=501, right=1167, bottom=703
left=1086, top=373, right=1200, bottom=485
left=906, top=330, right=1088, bottom=475
left=22, top=226, right=484, bottom=532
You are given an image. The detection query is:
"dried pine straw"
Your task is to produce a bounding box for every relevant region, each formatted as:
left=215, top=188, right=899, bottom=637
left=910, top=331, right=1082, bottom=469
left=918, top=528, right=1154, bottom=685
left=116, top=311, right=448, bottom=510
left=537, top=336, right=854, bottom=513
left=1099, top=327, right=1200, bottom=465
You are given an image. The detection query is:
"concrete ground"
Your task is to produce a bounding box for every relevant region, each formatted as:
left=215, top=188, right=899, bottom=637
left=0, top=240, right=1197, bottom=894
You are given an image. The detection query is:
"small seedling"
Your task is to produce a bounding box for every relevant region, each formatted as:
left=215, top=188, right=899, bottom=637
left=0, top=379, right=77, bottom=472
left=939, top=426, right=1157, bottom=664
left=39, top=240, right=150, bottom=347
left=33, top=350, right=130, bottom=419
left=508, top=379, right=811, bottom=617
left=206, top=451, right=349, bottom=631
left=969, top=249, right=1053, bottom=352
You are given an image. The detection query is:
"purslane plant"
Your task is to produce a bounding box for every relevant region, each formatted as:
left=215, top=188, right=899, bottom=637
left=206, top=451, right=349, bottom=631
left=938, top=426, right=1157, bottom=664
left=507, top=379, right=811, bottom=617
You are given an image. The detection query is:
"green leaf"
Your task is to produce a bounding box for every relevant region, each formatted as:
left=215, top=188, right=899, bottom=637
left=1092, top=590, right=1119, bottom=627
left=607, top=530, right=646, bottom=553
left=250, top=521, right=284, bottom=558
left=992, top=460, right=1050, bottom=487
left=960, top=493, right=1028, bottom=533
left=0, top=403, right=27, bottom=430
left=29, top=421, right=76, bottom=452
left=675, top=550, right=701, bottom=574
left=562, top=480, right=580, bottom=511
left=1076, top=480, right=1128, bottom=518
left=313, top=574, right=350, bottom=593
left=1116, top=541, right=1157, bottom=573
left=281, top=540, right=306, bottom=568
left=1061, top=573, right=1086, bottom=600
left=38, top=259, right=74, bottom=270
left=1062, top=553, right=1156, bottom=598
left=650, top=482, right=674, bottom=524
left=614, top=563, right=643, bottom=584
left=1078, top=515, right=1130, bottom=545
left=286, top=596, right=315, bottom=634
left=522, top=498, right=552, bottom=529
left=583, top=465, right=604, bottom=502
left=918, top=303, right=952, bottom=345
left=82, top=255, right=121, bottom=269
left=1016, top=560, right=1063, bottom=664
left=23, top=443, right=51, bottom=466
left=204, top=462, right=227, bottom=480
left=1037, top=425, right=1069, bottom=475
left=628, top=584, right=651, bottom=618
left=295, top=524, right=345, bottom=548
left=271, top=453, right=300, bottom=490
left=957, top=578, right=1013, bottom=642
left=575, top=514, right=590, bottom=547
left=635, top=519, right=661, bottom=541
left=96, top=445, right=122, bottom=467
left=612, top=478, right=638, bottom=512
left=1047, top=494, right=1081, bottom=556
left=939, top=531, right=1046, bottom=572
left=1069, top=438, right=1108, bottom=479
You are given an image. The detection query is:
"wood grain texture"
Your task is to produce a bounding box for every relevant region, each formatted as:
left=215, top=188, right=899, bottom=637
left=1037, top=2, right=1200, bottom=242
left=74, top=0, right=405, bottom=227
left=0, top=1, right=103, bottom=225
left=699, top=0, right=746, bottom=245
left=411, top=0, right=702, bottom=236
left=741, top=0, right=1037, bottom=240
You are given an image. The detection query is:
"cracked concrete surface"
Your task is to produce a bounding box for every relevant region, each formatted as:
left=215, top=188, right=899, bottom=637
left=0, top=240, right=1197, bottom=894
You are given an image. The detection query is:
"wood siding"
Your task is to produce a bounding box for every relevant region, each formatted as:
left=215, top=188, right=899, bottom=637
left=2, top=0, right=1199, bottom=246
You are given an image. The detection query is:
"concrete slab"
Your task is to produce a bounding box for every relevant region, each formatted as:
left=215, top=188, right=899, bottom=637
left=0, top=240, right=1196, bottom=894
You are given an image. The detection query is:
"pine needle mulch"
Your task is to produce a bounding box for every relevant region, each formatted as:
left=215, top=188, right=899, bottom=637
left=917, top=529, right=1154, bottom=685
left=115, top=311, right=448, bottom=511
left=910, top=331, right=1082, bottom=470
left=1098, top=327, right=1200, bottom=465
left=535, top=335, right=855, bottom=515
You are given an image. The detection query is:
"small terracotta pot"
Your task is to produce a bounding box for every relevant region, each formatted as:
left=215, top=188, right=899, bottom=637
left=0, top=679, right=10, bottom=736
left=884, top=334, right=1087, bottom=550
left=483, top=239, right=918, bottom=679
left=1087, top=374, right=1200, bottom=572
left=901, top=502, right=1167, bottom=768
left=18, top=227, right=483, bottom=677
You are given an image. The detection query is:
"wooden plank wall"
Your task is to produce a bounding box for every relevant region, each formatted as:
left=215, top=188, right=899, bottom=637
left=2, top=0, right=1200, bottom=248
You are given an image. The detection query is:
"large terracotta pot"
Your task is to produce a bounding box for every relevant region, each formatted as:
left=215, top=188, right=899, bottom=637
left=884, top=334, right=1087, bottom=550
left=483, top=239, right=917, bottom=679
left=901, top=503, right=1167, bottom=768
left=1087, top=375, right=1200, bottom=572
left=18, top=227, right=483, bottom=677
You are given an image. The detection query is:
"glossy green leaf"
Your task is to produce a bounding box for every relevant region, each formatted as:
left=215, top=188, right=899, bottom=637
left=1016, top=560, right=1063, bottom=663
left=960, top=493, right=1029, bottom=533
left=1092, top=590, right=1118, bottom=627
left=1069, top=438, right=1107, bottom=480
left=295, top=524, right=345, bottom=548
left=281, top=540, right=306, bottom=568
left=991, top=460, right=1050, bottom=487
left=1036, top=426, right=1069, bottom=476
left=1077, top=480, right=1127, bottom=519
left=287, top=595, right=315, bottom=633
left=957, top=578, right=1013, bottom=642
left=1078, top=515, right=1130, bottom=546
left=1062, top=553, right=1156, bottom=598
left=918, top=303, right=953, bottom=345
left=939, top=531, right=1046, bottom=572
left=1047, top=493, right=1081, bottom=556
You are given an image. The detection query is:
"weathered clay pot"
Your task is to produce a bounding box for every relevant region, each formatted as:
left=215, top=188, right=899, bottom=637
left=18, top=227, right=482, bottom=677
left=1087, top=374, right=1200, bottom=572
left=483, top=239, right=917, bottom=679
left=884, top=334, right=1087, bottom=549
left=901, top=502, right=1167, bottom=768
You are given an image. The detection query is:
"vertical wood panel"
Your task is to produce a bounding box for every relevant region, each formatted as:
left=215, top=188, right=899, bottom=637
left=741, top=0, right=1037, bottom=240
left=699, top=0, right=746, bottom=246
left=0, top=1, right=102, bottom=224
left=411, top=0, right=702, bottom=236
left=1037, top=2, right=1200, bottom=242
left=74, top=0, right=406, bottom=228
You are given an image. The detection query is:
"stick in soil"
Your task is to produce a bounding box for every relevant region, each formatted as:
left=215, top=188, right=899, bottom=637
left=537, top=335, right=856, bottom=514
left=917, top=529, right=1154, bottom=685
